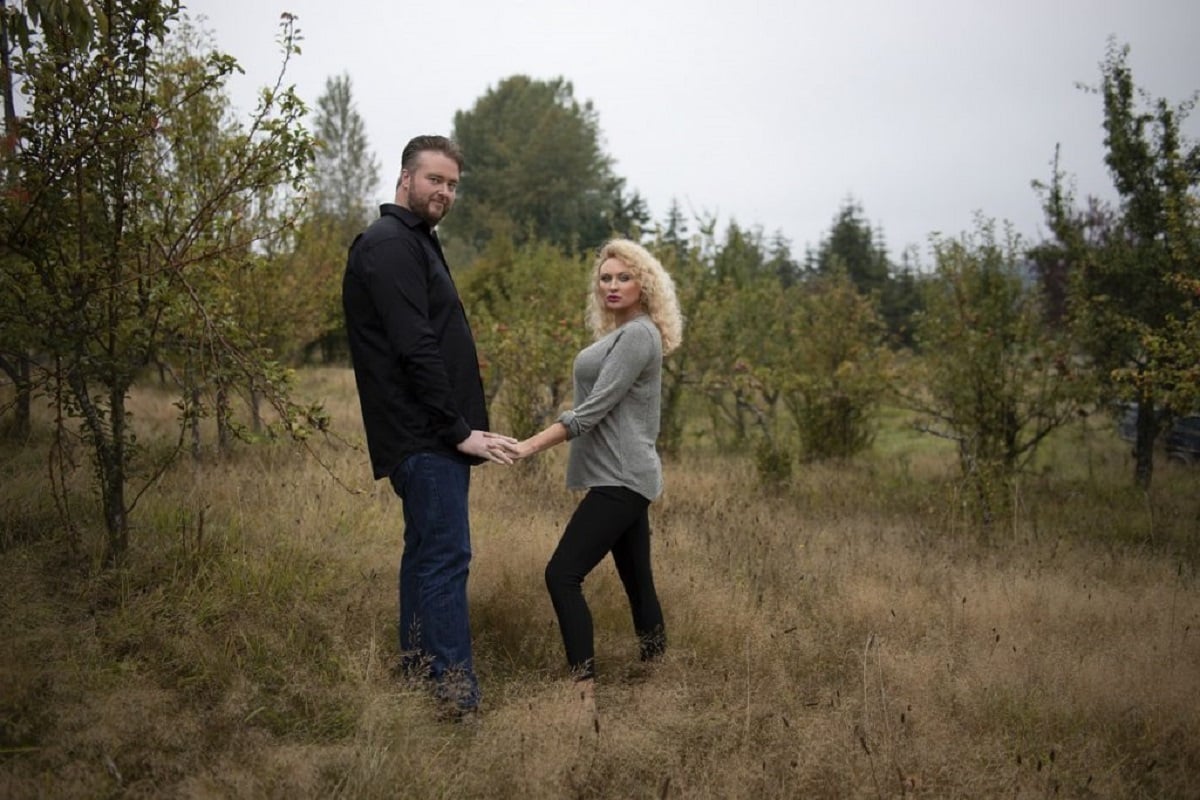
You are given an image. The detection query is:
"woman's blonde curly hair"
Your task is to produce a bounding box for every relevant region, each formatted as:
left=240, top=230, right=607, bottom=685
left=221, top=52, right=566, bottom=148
left=585, top=238, right=683, bottom=355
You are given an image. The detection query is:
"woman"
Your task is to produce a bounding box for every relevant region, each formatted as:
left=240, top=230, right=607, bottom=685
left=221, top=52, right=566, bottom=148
left=514, top=238, right=683, bottom=712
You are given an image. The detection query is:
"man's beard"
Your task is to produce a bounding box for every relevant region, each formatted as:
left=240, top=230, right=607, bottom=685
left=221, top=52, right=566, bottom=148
left=410, top=191, right=452, bottom=227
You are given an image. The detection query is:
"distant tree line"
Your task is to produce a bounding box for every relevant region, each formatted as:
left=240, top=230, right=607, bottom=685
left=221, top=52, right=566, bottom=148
left=1, top=0, right=1195, bottom=562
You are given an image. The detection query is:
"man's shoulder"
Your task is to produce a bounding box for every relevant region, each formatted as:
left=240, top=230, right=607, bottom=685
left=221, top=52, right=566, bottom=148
left=363, top=205, right=419, bottom=238
left=354, top=206, right=425, bottom=255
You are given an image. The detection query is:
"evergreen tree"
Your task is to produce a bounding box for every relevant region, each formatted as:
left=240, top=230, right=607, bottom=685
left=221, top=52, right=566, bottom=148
left=712, top=221, right=766, bottom=287
left=311, top=72, right=378, bottom=239
left=446, top=75, right=625, bottom=255
left=766, top=230, right=801, bottom=286
left=815, top=199, right=890, bottom=296
left=294, top=72, right=380, bottom=361
left=605, top=180, right=651, bottom=241
left=659, top=198, right=689, bottom=257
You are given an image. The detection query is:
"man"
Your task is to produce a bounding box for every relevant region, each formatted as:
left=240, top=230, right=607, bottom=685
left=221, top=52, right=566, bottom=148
left=343, top=134, right=515, bottom=718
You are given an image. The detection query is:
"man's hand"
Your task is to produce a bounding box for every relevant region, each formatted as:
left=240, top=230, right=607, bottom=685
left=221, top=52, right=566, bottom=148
left=456, top=429, right=519, bottom=464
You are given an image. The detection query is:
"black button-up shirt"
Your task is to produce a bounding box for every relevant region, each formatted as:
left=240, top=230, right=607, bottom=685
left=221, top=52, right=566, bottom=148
left=343, top=204, right=489, bottom=478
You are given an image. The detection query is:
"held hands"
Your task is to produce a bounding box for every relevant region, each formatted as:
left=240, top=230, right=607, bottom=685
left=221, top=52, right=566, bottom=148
left=494, top=433, right=541, bottom=461
left=457, top=422, right=566, bottom=464
left=457, top=430, right=520, bottom=465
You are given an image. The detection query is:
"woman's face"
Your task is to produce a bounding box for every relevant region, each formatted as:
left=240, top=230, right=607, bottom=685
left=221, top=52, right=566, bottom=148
left=597, top=257, right=643, bottom=321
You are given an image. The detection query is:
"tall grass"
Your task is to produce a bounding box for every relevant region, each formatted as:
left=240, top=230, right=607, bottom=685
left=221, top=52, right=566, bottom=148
left=1, top=368, right=1198, bottom=798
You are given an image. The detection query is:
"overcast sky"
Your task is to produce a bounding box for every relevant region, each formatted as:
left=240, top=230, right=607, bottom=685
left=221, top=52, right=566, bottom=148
left=188, top=0, right=1199, bottom=261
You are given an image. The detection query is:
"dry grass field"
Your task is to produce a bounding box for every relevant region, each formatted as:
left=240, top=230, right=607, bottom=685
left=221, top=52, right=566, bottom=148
left=2, top=367, right=1198, bottom=798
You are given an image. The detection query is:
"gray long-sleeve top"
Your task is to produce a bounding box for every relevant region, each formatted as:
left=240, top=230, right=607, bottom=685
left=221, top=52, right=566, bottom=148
left=557, top=314, right=663, bottom=501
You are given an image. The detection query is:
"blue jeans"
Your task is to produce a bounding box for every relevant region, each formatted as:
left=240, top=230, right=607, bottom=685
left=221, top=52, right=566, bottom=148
left=389, top=452, right=479, bottom=710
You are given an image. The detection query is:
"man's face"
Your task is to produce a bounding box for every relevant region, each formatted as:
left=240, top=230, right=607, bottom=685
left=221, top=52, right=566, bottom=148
left=399, top=151, right=460, bottom=226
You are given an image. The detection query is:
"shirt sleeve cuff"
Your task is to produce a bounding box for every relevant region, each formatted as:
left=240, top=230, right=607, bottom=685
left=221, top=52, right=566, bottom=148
left=445, top=418, right=472, bottom=447
left=557, top=410, right=581, bottom=439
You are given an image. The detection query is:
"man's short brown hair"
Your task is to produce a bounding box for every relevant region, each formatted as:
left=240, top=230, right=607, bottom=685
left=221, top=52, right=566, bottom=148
left=400, top=135, right=464, bottom=177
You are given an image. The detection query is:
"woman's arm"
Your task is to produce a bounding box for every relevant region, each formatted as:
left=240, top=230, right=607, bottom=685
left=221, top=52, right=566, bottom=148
left=514, top=421, right=569, bottom=459
left=562, top=323, right=656, bottom=438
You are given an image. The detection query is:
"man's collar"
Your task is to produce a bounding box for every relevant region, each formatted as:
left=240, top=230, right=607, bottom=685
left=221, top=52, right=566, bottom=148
left=380, top=203, right=426, bottom=231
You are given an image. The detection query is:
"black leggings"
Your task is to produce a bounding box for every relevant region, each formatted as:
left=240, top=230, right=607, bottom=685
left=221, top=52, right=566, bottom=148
left=544, top=485, right=666, bottom=680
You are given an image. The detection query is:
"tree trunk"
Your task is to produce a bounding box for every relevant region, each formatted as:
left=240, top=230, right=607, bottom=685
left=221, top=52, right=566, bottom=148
left=0, top=352, right=32, bottom=440
left=68, top=369, right=130, bottom=563
left=216, top=383, right=226, bottom=455
left=250, top=384, right=263, bottom=434
left=1, top=6, right=31, bottom=441
left=659, top=358, right=686, bottom=459
left=101, top=385, right=129, bottom=563
left=1134, top=399, right=1158, bottom=490
left=14, top=353, right=30, bottom=438
left=190, top=384, right=202, bottom=461
left=216, top=380, right=230, bottom=454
